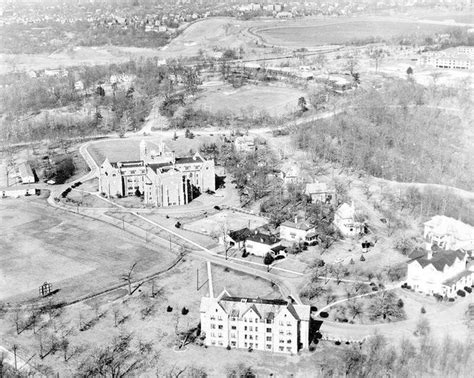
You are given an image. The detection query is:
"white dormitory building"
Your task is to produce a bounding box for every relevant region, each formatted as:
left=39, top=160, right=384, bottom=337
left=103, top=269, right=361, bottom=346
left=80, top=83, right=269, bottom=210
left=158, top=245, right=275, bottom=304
left=333, top=202, right=363, bottom=237
left=406, top=247, right=473, bottom=298
left=279, top=218, right=317, bottom=244
left=200, top=290, right=310, bottom=354
left=406, top=215, right=474, bottom=298
left=419, top=47, right=473, bottom=70
left=423, top=215, right=474, bottom=252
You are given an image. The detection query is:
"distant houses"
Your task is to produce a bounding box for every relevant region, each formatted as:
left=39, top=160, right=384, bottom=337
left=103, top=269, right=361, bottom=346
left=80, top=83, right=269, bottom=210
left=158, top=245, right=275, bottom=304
left=234, top=136, right=256, bottom=153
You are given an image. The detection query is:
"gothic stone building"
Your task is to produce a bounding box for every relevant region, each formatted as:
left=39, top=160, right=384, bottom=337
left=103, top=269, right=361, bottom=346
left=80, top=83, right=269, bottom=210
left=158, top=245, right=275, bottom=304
left=99, top=140, right=215, bottom=207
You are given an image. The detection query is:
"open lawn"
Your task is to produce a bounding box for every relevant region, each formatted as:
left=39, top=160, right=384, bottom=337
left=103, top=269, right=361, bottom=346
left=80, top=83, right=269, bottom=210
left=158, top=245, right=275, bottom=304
left=0, top=198, right=176, bottom=304
left=255, top=18, right=462, bottom=47
left=193, top=83, right=304, bottom=117
left=183, top=209, right=268, bottom=237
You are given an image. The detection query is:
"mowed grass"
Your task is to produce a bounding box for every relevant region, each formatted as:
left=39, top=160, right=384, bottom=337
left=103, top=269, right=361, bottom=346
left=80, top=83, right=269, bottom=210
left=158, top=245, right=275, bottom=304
left=256, top=20, right=460, bottom=47
left=0, top=198, right=176, bottom=303
left=88, top=139, right=144, bottom=165
left=193, top=84, right=303, bottom=117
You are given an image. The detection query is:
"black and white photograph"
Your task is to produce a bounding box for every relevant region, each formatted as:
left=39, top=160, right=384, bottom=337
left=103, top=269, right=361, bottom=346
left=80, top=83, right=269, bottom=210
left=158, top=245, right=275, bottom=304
left=0, top=0, right=473, bottom=376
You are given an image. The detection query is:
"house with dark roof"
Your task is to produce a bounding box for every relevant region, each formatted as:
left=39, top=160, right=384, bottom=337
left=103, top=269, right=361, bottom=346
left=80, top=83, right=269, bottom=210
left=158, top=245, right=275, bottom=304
left=245, top=231, right=281, bottom=257
left=406, top=246, right=474, bottom=298
left=200, top=290, right=310, bottom=354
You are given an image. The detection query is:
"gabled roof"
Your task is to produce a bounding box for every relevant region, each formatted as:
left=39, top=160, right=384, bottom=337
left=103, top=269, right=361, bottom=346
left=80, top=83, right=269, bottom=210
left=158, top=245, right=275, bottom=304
left=336, top=203, right=354, bottom=219
left=409, top=249, right=466, bottom=272
left=228, top=228, right=252, bottom=243
left=305, top=182, right=330, bottom=195
left=424, top=215, right=474, bottom=242
left=247, top=232, right=280, bottom=245
left=175, top=155, right=204, bottom=164
left=280, top=220, right=314, bottom=231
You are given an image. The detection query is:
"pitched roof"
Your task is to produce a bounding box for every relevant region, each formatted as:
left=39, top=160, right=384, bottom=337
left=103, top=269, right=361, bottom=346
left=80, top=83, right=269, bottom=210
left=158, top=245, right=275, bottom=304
left=280, top=220, right=314, bottom=231
left=175, top=155, right=204, bottom=164
left=410, top=249, right=466, bottom=272
left=336, top=203, right=354, bottom=219
left=305, top=182, right=329, bottom=195
left=247, top=232, right=280, bottom=245
left=424, top=215, right=474, bottom=242
left=228, top=228, right=252, bottom=243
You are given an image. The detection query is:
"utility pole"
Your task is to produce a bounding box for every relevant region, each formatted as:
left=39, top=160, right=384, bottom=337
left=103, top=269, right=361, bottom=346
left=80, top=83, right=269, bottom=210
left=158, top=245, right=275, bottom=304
left=12, top=344, right=18, bottom=370
left=196, top=268, right=199, bottom=291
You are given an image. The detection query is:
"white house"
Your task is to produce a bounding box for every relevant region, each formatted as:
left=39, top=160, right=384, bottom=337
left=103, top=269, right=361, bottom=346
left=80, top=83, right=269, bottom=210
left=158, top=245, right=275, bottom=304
left=234, top=136, right=256, bottom=153
left=406, top=247, right=473, bottom=298
left=245, top=232, right=281, bottom=257
left=280, top=219, right=316, bottom=243
left=304, top=182, right=335, bottom=204
left=333, top=202, right=363, bottom=237
left=17, top=162, right=35, bottom=184
left=424, top=215, right=474, bottom=252
left=200, top=290, right=310, bottom=354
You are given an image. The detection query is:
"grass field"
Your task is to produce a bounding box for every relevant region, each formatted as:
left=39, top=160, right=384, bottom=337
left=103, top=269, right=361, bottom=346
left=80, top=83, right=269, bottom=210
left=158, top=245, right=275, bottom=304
left=194, top=84, right=304, bottom=117
left=0, top=198, right=176, bottom=303
left=183, top=210, right=268, bottom=236
left=255, top=19, right=461, bottom=47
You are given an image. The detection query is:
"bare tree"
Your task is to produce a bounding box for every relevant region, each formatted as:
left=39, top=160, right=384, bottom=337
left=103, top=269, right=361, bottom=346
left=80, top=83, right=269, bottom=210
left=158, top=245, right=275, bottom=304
left=122, top=261, right=139, bottom=295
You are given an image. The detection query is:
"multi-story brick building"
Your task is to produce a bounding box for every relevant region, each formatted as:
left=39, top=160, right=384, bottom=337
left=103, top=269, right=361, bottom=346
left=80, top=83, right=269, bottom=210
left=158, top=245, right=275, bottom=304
left=200, top=290, right=310, bottom=354
left=99, top=140, right=215, bottom=207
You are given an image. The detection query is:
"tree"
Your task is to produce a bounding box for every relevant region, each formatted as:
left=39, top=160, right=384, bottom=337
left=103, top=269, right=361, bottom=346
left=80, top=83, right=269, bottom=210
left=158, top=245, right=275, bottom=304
left=298, top=96, right=308, bottom=112
left=368, top=291, right=406, bottom=322
left=406, top=66, right=413, bottom=75
left=122, top=262, right=138, bottom=295
left=263, top=253, right=274, bottom=272
left=414, top=317, right=431, bottom=337
left=347, top=300, right=363, bottom=320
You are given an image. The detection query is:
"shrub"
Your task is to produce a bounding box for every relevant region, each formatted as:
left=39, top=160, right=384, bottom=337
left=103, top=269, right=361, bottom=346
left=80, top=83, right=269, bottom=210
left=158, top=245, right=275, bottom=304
left=457, top=290, right=466, bottom=297
left=397, top=299, right=404, bottom=308
left=182, top=307, right=189, bottom=315
left=464, top=286, right=472, bottom=293
left=360, top=255, right=366, bottom=262
left=421, top=307, right=426, bottom=314
left=320, top=311, right=329, bottom=318
left=448, top=297, right=455, bottom=302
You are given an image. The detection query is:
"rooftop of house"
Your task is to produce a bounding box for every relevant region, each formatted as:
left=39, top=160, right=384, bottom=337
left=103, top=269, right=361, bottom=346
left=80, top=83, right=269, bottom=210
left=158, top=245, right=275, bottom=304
left=18, top=162, right=34, bottom=178
left=424, top=215, right=474, bottom=241
left=280, top=220, right=314, bottom=231
left=200, top=290, right=309, bottom=322
left=335, top=202, right=355, bottom=219
left=305, top=182, right=331, bottom=195
left=247, top=231, right=280, bottom=245
left=228, top=227, right=252, bottom=243
left=175, top=155, right=204, bottom=165
left=409, top=247, right=466, bottom=272
left=443, top=269, right=473, bottom=287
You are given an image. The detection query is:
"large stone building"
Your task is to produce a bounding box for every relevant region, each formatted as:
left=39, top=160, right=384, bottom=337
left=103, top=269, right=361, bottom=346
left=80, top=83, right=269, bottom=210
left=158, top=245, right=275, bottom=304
left=200, top=290, right=310, bottom=354
left=99, top=140, right=215, bottom=207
